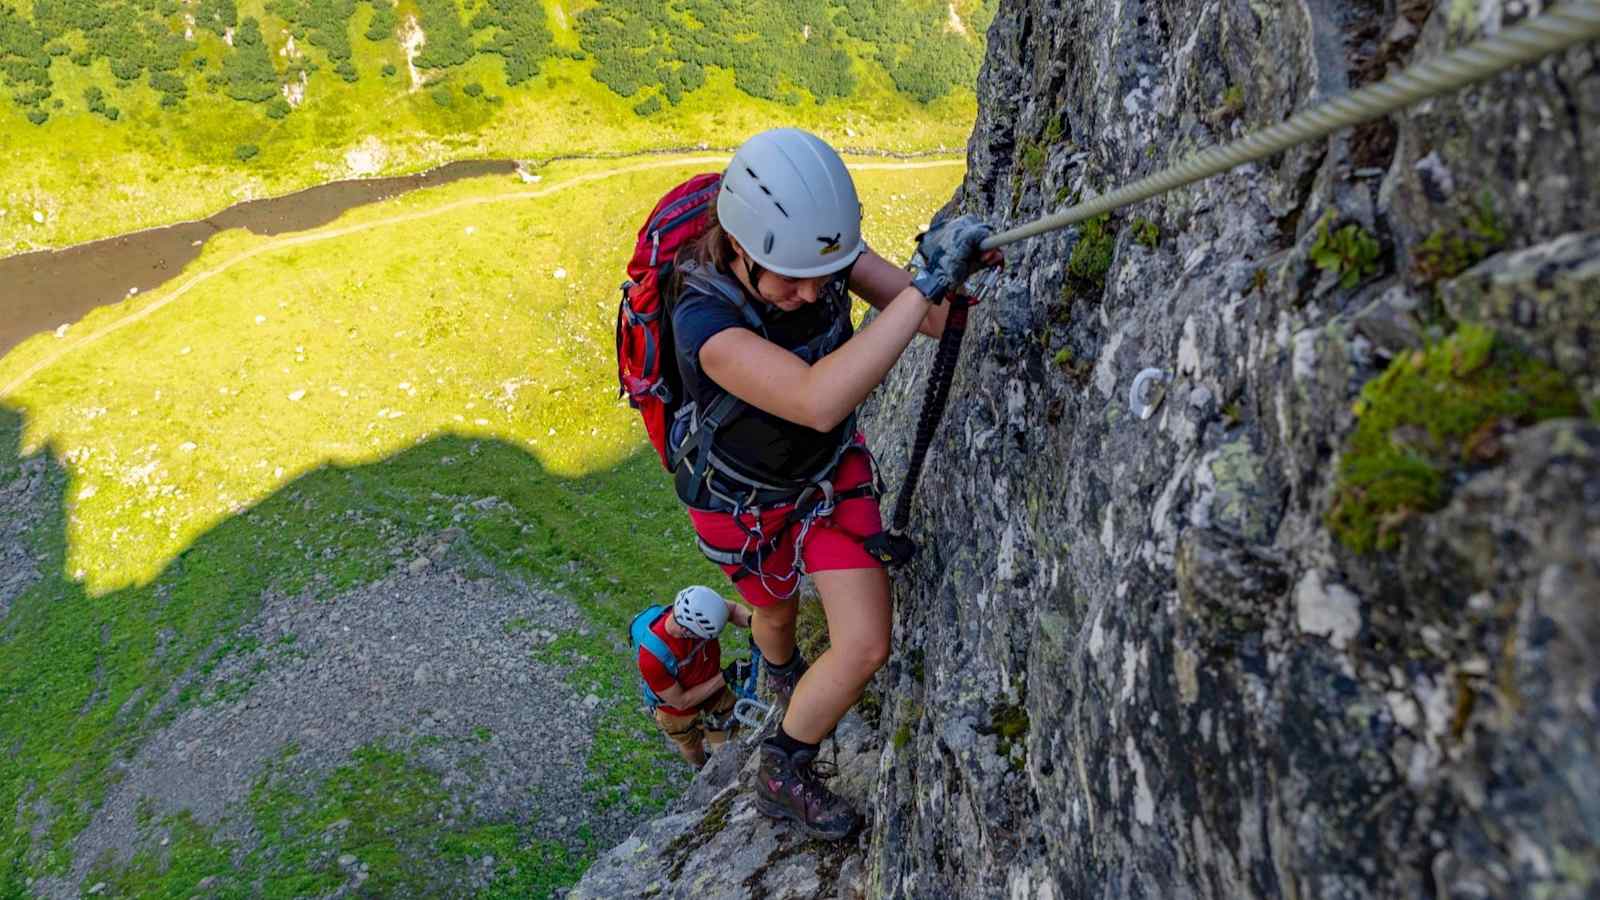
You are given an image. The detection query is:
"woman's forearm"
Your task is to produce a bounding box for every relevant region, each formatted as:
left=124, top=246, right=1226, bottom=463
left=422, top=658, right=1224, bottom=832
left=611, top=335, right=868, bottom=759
left=851, top=251, right=947, bottom=338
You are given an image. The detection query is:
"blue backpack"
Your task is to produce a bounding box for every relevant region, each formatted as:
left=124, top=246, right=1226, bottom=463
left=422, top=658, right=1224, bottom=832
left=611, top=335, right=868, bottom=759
left=629, top=605, right=701, bottom=709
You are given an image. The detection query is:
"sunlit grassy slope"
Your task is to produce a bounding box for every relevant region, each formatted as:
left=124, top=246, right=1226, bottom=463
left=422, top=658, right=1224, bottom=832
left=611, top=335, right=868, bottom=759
left=0, top=0, right=985, bottom=253
left=2, top=154, right=961, bottom=594
left=0, top=155, right=964, bottom=891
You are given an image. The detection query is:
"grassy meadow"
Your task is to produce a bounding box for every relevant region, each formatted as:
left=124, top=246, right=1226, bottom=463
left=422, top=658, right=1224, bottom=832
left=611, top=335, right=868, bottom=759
left=0, top=154, right=965, bottom=893
left=0, top=0, right=991, bottom=254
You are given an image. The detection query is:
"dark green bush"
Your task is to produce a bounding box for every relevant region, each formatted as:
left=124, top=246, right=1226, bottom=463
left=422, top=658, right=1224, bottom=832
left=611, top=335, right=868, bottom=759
left=472, top=0, right=554, bottom=86
left=149, top=70, right=187, bottom=102
left=414, top=0, right=473, bottom=68
left=365, top=1, right=398, bottom=41
left=223, top=18, right=279, bottom=102
left=235, top=142, right=259, bottom=160
left=632, top=93, right=661, bottom=116
left=197, top=0, right=238, bottom=36
left=574, top=0, right=866, bottom=105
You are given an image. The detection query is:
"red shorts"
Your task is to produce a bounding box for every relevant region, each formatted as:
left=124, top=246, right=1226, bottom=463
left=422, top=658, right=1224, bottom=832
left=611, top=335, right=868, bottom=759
left=688, top=448, right=884, bottom=608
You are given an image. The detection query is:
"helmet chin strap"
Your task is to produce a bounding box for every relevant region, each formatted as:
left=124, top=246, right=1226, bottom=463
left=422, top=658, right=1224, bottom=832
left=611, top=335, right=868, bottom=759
left=730, top=248, right=766, bottom=299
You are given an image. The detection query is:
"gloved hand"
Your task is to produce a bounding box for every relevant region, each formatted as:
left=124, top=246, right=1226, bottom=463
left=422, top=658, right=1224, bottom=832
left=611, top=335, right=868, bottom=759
left=910, top=214, right=995, bottom=304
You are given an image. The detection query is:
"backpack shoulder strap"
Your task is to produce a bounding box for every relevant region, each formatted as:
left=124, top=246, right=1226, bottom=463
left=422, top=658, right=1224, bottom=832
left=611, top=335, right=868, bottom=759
left=667, top=263, right=759, bottom=483
left=630, top=606, right=678, bottom=679
left=678, top=262, right=765, bottom=333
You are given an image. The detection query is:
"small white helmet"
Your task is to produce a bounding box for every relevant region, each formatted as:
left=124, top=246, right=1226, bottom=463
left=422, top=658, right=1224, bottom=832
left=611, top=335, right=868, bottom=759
left=717, top=128, right=865, bottom=279
left=672, top=585, right=729, bottom=640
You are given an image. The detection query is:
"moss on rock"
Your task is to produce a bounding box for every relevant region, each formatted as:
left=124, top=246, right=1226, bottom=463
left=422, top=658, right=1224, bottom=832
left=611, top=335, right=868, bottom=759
left=1067, top=214, right=1116, bottom=291
left=1328, top=324, right=1582, bottom=552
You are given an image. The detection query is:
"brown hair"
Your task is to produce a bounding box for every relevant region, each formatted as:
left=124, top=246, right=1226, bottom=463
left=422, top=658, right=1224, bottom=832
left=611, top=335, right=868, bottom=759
left=672, top=204, right=737, bottom=299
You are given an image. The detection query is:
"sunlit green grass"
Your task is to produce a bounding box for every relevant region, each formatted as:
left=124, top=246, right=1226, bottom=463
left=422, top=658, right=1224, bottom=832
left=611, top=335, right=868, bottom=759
left=0, top=154, right=964, bottom=891
left=2, top=153, right=961, bottom=593
left=0, top=0, right=977, bottom=254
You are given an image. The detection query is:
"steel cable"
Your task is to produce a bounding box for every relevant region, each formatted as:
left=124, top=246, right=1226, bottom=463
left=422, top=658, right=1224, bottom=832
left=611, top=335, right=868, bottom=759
left=979, top=1, right=1600, bottom=251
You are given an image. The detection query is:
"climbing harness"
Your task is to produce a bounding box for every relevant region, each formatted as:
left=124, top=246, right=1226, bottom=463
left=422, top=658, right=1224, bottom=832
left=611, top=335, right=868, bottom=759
left=869, top=2, right=1600, bottom=543
left=696, top=474, right=880, bottom=597
left=727, top=641, right=780, bottom=737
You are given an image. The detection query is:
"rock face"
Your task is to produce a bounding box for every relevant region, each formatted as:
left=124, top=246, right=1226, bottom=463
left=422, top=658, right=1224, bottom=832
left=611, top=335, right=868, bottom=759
left=570, top=1, right=1598, bottom=897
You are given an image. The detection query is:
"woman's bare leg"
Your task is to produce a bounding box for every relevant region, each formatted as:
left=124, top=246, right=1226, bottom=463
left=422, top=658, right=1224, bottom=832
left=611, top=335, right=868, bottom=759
left=779, top=566, right=891, bottom=743
left=750, top=594, right=800, bottom=667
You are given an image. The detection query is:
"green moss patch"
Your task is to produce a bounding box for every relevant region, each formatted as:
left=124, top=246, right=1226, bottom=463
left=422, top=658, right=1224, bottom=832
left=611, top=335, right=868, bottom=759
left=1131, top=217, right=1159, bottom=249
left=1067, top=213, right=1116, bottom=292
left=981, top=700, right=1029, bottom=770
left=1411, top=194, right=1506, bottom=285
left=1328, top=324, right=1582, bottom=552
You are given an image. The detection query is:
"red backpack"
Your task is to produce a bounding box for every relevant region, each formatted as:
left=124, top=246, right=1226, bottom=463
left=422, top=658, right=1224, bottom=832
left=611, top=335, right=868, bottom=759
left=614, top=173, right=723, bottom=469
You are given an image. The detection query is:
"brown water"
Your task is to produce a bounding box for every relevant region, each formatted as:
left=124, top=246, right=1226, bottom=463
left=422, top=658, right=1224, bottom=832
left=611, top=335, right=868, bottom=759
left=0, top=159, right=517, bottom=356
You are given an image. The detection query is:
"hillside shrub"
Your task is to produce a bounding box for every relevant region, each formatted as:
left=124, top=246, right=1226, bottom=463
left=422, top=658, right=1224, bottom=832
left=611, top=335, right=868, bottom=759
left=197, top=0, right=238, bottom=37
left=267, top=0, right=358, bottom=74
left=575, top=0, right=865, bottom=106
left=471, top=0, right=554, bottom=86
left=413, top=0, right=473, bottom=68
left=365, top=0, right=397, bottom=41
left=223, top=18, right=279, bottom=102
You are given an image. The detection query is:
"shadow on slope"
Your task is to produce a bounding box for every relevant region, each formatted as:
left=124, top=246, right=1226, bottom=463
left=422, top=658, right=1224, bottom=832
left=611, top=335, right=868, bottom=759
left=0, top=402, right=722, bottom=897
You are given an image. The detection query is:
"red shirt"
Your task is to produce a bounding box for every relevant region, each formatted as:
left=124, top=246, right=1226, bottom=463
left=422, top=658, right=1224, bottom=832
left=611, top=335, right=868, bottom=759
left=637, top=611, right=721, bottom=717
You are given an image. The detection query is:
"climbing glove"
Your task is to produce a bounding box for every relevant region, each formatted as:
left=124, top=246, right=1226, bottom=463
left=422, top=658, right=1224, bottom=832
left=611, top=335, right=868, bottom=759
left=910, top=214, right=994, bottom=304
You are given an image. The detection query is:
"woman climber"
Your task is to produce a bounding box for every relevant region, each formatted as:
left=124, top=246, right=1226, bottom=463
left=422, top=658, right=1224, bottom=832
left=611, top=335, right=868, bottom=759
left=667, top=127, right=998, bottom=840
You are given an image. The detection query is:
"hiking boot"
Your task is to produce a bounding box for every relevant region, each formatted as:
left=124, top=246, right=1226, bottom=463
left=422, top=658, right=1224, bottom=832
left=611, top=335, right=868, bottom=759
left=764, top=652, right=808, bottom=707
left=753, top=741, right=858, bottom=841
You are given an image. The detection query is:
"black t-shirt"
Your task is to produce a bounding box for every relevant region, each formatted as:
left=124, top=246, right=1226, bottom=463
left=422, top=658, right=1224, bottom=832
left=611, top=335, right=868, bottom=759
left=671, top=264, right=853, bottom=502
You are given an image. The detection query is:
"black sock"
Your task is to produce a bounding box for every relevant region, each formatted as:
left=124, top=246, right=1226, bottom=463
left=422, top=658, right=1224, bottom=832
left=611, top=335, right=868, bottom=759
left=767, top=725, right=818, bottom=757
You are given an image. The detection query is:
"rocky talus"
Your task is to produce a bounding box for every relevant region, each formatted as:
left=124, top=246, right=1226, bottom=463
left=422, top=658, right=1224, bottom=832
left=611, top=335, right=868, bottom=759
left=569, top=0, right=1598, bottom=897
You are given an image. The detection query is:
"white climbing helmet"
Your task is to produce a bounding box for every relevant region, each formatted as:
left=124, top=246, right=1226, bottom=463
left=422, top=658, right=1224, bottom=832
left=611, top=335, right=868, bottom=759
left=672, top=585, right=729, bottom=640
left=717, top=128, right=865, bottom=279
